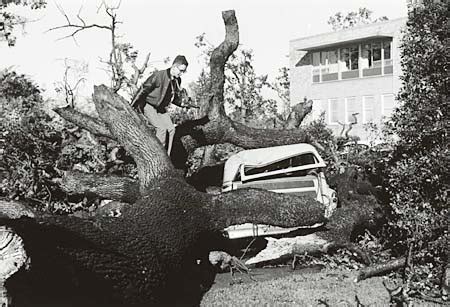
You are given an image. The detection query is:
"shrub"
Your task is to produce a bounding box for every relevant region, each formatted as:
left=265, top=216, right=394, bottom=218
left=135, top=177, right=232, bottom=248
left=384, top=0, right=448, bottom=298
left=0, top=69, right=137, bottom=213
left=0, top=69, right=64, bottom=208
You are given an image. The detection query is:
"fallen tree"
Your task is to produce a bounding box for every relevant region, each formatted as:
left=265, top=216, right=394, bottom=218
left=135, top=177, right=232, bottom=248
left=0, top=11, right=332, bottom=306
left=0, top=83, right=328, bottom=306
left=0, top=10, right=384, bottom=306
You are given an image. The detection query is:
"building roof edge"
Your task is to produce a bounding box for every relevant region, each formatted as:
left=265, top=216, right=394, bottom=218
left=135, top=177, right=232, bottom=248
left=289, top=17, right=407, bottom=45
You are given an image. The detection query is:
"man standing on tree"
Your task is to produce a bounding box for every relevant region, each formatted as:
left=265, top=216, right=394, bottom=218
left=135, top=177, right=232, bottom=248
left=131, top=55, right=189, bottom=155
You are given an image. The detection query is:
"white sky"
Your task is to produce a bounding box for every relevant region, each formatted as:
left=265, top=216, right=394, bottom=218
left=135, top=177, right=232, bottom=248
left=0, top=0, right=408, bottom=102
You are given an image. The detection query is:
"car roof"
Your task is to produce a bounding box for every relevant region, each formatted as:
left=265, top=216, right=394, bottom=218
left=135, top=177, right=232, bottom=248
left=223, top=143, right=326, bottom=183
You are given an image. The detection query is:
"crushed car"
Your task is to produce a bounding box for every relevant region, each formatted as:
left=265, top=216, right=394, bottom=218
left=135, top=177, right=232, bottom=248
left=222, top=143, right=337, bottom=239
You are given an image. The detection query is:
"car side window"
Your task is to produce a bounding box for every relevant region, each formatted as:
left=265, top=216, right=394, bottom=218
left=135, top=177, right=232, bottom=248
left=291, top=153, right=317, bottom=167
left=242, top=153, right=318, bottom=178
left=244, top=158, right=290, bottom=176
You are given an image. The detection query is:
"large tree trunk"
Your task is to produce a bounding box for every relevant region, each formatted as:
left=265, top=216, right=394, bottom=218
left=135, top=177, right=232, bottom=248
left=0, top=84, right=219, bottom=305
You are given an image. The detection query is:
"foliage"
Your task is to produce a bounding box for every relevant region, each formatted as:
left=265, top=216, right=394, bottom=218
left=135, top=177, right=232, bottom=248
left=328, top=7, right=388, bottom=31
left=384, top=0, right=448, bottom=299
left=189, top=69, right=212, bottom=103
left=224, top=49, right=278, bottom=125
left=0, top=68, right=63, bottom=208
left=0, top=0, right=46, bottom=46
left=0, top=69, right=136, bottom=213
left=302, top=113, right=336, bottom=166
left=269, top=66, right=290, bottom=116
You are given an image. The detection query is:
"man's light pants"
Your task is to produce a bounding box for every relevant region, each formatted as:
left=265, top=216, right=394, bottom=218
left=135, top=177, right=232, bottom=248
left=143, top=104, right=175, bottom=155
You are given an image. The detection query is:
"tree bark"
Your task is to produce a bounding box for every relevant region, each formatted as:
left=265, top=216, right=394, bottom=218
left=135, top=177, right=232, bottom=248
left=208, top=189, right=327, bottom=230
left=92, top=84, right=176, bottom=194
left=208, top=10, right=239, bottom=119
left=0, top=200, right=36, bottom=219
left=59, top=171, right=140, bottom=203
left=54, top=106, right=113, bottom=139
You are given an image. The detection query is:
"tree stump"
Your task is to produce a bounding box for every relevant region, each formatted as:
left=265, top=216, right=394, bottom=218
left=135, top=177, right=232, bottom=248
left=0, top=226, right=29, bottom=307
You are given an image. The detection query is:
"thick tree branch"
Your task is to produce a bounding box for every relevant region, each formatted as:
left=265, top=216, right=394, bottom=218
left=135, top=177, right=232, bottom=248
left=356, top=257, right=406, bottom=282
left=0, top=200, right=36, bottom=219
left=56, top=171, right=328, bottom=231
left=220, top=120, right=313, bottom=148
left=59, top=171, right=139, bottom=203
left=174, top=10, right=318, bottom=152
left=283, top=99, right=313, bottom=129
left=208, top=10, right=239, bottom=119
left=54, top=106, right=113, bottom=139
left=92, top=85, right=176, bottom=192
left=208, top=189, right=326, bottom=230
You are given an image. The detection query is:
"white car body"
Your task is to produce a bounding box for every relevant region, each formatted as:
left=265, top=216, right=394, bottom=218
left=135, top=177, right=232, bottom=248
left=222, top=143, right=337, bottom=239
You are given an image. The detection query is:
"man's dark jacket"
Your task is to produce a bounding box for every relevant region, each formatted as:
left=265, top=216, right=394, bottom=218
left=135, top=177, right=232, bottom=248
left=131, top=68, right=182, bottom=113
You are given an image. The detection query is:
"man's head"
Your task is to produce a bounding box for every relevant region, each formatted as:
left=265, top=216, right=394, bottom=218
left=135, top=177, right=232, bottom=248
left=170, top=55, right=188, bottom=78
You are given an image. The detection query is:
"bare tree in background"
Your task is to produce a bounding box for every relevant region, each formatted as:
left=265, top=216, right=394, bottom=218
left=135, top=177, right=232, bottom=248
left=48, top=1, right=151, bottom=95
left=53, top=58, right=88, bottom=108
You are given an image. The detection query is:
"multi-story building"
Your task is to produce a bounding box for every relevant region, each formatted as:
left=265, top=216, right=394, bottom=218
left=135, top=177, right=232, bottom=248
left=289, top=18, right=407, bottom=140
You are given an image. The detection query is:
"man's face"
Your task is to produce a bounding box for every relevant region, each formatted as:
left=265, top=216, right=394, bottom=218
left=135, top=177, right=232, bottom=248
left=171, top=64, right=187, bottom=78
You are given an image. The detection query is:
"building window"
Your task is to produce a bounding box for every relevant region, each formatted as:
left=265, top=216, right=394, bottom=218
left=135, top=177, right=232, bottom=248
left=312, top=50, right=338, bottom=83
left=321, top=50, right=339, bottom=81
left=383, top=41, right=393, bottom=74
left=382, top=94, right=395, bottom=118
left=311, top=39, right=392, bottom=83
left=328, top=98, right=341, bottom=124
left=340, top=45, right=359, bottom=79
left=361, top=40, right=392, bottom=76
left=312, top=52, right=321, bottom=82
left=345, top=97, right=359, bottom=124
left=363, top=96, right=375, bottom=123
